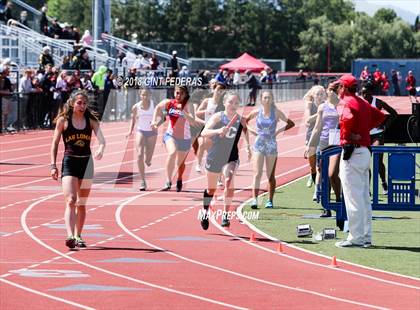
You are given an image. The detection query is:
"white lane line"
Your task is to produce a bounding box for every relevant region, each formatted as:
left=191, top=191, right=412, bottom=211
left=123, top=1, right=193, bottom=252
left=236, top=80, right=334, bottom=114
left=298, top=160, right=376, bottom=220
left=0, top=277, right=95, bottom=310
left=234, top=185, right=420, bottom=288
left=0, top=118, right=307, bottom=188
left=116, top=194, right=388, bottom=310
left=21, top=197, right=249, bottom=310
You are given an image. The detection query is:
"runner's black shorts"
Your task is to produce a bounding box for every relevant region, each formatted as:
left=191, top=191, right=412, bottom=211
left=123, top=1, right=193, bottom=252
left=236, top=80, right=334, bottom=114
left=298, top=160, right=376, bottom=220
left=62, top=155, right=94, bottom=180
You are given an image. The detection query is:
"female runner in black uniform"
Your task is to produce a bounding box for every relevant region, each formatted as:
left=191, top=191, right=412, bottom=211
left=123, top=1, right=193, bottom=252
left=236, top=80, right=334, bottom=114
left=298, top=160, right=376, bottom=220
left=50, top=90, right=105, bottom=249
left=199, top=91, right=251, bottom=229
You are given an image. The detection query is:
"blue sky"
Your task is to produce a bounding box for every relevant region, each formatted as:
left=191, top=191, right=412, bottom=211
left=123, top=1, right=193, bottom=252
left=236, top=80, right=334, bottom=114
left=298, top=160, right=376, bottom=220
left=353, top=0, right=420, bottom=24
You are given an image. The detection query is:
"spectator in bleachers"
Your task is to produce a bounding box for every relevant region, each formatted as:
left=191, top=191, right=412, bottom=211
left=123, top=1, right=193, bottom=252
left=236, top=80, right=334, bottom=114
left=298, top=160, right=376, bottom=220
left=104, top=69, right=115, bottom=107
left=50, top=18, right=63, bottom=39
left=133, top=54, right=148, bottom=71
left=359, top=66, right=370, bottom=82
left=260, top=67, right=274, bottom=85
left=381, top=72, right=390, bottom=96
left=372, top=68, right=382, bottom=95
left=310, top=71, right=320, bottom=85
left=0, top=65, right=14, bottom=131
left=116, top=48, right=126, bottom=65
left=170, top=50, right=180, bottom=77
left=296, top=69, right=306, bottom=81
left=245, top=70, right=259, bottom=106
left=71, top=70, right=83, bottom=90
left=233, top=70, right=241, bottom=86
left=73, top=27, right=81, bottom=43
left=406, top=70, right=418, bottom=102
left=92, top=65, right=107, bottom=115
left=18, top=69, right=36, bottom=129
left=27, top=76, right=43, bottom=129
left=391, top=70, right=401, bottom=96
left=92, top=66, right=107, bottom=91
left=179, top=65, right=190, bottom=78
left=0, top=1, right=13, bottom=24
left=55, top=70, right=70, bottom=109
left=61, top=23, right=72, bottom=40
left=18, top=11, right=29, bottom=28
left=81, top=30, right=93, bottom=46
left=40, top=64, right=57, bottom=128
left=81, top=70, right=94, bottom=91
left=215, top=69, right=228, bottom=85
left=150, top=52, right=159, bottom=70
left=72, top=49, right=92, bottom=70
left=39, top=46, right=54, bottom=70
left=40, top=6, right=49, bottom=35
left=61, top=56, right=71, bottom=70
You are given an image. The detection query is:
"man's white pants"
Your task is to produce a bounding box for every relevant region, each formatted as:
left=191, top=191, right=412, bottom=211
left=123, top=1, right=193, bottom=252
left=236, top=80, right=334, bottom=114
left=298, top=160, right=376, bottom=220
left=339, top=147, right=372, bottom=245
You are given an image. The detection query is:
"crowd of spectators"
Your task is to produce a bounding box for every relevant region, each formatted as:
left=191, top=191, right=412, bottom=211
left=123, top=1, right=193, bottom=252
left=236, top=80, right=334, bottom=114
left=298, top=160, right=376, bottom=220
left=359, top=66, right=417, bottom=99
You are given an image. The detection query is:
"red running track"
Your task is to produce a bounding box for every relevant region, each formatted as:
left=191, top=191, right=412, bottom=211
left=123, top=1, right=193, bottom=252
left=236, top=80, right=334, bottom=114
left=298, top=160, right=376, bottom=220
left=1, top=97, right=419, bottom=309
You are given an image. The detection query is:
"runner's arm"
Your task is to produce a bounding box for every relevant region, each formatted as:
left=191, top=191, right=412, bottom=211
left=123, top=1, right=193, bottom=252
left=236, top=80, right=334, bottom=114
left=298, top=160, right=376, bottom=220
left=50, top=117, right=65, bottom=179
left=92, top=119, right=106, bottom=160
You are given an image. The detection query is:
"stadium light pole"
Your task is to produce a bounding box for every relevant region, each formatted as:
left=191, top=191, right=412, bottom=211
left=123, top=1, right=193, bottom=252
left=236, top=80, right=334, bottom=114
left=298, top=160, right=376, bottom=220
left=92, top=0, right=99, bottom=52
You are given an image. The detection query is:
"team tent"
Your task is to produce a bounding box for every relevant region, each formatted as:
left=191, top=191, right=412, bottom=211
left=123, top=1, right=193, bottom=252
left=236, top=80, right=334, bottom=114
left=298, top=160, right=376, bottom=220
left=220, top=52, right=270, bottom=72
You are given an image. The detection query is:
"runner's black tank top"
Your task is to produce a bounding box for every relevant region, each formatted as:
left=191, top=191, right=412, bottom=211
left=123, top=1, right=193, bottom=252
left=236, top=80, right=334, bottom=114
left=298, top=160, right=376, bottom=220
left=63, top=113, right=92, bottom=156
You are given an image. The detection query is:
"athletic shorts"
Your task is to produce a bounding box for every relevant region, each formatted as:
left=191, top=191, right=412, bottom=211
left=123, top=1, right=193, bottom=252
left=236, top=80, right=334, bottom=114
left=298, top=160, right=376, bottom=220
left=253, top=136, right=278, bottom=156
left=62, top=155, right=94, bottom=180
left=205, top=157, right=239, bottom=174
left=163, top=132, right=191, bottom=152
left=138, top=129, right=157, bottom=138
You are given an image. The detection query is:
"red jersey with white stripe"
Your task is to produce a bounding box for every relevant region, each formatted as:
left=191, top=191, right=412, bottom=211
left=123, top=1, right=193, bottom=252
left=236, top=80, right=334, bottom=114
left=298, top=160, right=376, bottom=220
left=165, top=99, right=191, bottom=139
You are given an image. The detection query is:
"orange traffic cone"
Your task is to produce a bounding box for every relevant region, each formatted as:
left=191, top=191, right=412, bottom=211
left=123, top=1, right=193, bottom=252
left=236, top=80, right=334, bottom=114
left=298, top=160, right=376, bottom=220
left=276, top=242, right=284, bottom=253
left=250, top=233, right=256, bottom=242
left=330, top=256, right=339, bottom=268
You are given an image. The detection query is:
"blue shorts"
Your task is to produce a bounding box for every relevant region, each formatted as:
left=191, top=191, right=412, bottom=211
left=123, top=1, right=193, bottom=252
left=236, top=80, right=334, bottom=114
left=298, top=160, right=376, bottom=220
left=163, top=133, right=191, bottom=152
left=138, top=130, right=157, bottom=138
left=253, top=137, right=278, bottom=156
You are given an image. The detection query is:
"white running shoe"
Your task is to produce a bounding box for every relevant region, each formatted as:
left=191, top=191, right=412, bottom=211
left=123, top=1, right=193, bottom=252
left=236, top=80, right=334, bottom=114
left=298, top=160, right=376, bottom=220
left=306, top=176, right=313, bottom=188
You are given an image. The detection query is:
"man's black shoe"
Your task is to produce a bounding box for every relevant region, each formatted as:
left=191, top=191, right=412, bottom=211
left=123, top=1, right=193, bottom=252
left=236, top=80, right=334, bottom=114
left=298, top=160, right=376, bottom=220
left=320, top=209, right=332, bottom=218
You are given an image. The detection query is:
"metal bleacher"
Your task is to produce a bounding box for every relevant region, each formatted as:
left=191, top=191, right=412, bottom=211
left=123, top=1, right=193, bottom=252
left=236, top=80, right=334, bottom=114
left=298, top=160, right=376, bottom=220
left=0, top=21, right=117, bottom=69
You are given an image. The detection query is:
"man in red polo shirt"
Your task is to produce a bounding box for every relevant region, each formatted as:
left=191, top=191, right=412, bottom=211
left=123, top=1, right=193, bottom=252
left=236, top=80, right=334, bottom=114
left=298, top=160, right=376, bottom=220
left=335, top=74, right=385, bottom=248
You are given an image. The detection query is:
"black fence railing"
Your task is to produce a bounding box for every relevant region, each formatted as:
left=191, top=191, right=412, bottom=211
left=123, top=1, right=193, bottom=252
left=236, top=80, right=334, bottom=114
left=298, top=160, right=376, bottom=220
left=0, top=78, right=329, bottom=133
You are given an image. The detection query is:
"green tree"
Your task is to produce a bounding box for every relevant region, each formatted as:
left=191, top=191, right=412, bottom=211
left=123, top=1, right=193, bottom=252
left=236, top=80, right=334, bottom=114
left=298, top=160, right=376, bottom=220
left=163, top=0, right=192, bottom=43
left=24, top=0, right=45, bottom=10
left=298, top=16, right=334, bottom=71
left=374, top=8, right=397, bottom=24
left=47, top=0, right=91, bottom=33
left=187, top=0, right=221, bottom=57
left=112, top=0, right=166, bottom=42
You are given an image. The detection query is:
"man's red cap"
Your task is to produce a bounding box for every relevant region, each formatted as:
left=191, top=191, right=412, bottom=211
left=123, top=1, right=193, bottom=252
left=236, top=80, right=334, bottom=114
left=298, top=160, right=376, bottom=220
left=339, top=74, right=358, bottom=88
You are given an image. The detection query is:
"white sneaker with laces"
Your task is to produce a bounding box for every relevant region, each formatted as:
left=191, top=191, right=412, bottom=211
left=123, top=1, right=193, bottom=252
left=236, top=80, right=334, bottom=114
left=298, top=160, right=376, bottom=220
left=363, top=242, right=372, bottom=248
left=335, top=240, right=362, bottom=248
